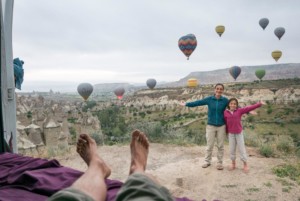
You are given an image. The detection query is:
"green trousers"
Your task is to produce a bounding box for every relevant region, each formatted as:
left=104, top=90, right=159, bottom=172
left=48, top=173, right=174, bottom=201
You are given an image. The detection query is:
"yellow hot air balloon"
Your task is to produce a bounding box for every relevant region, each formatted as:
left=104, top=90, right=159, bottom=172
left=215, top=25, right=225, bottom=37
left=187, top=78, right=198, bottom=88
left=272, top=50, right=282, bottom=62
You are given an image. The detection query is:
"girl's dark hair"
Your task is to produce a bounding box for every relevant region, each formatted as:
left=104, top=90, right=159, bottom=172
left=215, top=83, right=224, bottom=89
left=227, top=98, right=239, bottom=109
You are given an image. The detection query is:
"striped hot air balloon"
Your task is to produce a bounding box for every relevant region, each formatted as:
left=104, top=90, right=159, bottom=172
left=178, top=34, right=197, bottom=60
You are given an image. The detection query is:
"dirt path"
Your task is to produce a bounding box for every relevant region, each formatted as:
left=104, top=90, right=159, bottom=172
left=58, top=144, right=300, bottom=201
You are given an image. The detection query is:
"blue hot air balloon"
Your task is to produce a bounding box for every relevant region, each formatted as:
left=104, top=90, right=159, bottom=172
left=146, top=78, right=157, bottom=89
left=229, top=66, right=241, bottom=81
left=259, top=18, right=269, bottom=30
left=274, top=27, right=285, bottom=40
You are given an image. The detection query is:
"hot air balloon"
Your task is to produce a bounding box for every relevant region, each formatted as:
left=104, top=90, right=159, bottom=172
left=215, top=25, right=225, bottom=37
left=77, top=83, right=93, bottom=101
left=274, top=27, right=285, bottom=40
left=187, top=78, right=198, bottom=88
left=114, top=86, right=125, bottom=100
left=229, top=66, right=241, bottom=81
left=272, top=50, right=282, bottom=62
left=255, top=69, right=266, bottom=81
left=178, top=34, right=197, bottom=60
left=259, top=18, right=269, bottom=30
left=146, top=78, right=156, bottom=89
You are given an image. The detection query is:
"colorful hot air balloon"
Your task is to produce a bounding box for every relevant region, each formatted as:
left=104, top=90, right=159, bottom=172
left=215, top=25, right=225, bottom=37
left=146, top=78, right=156, bottom=89
left=187, top=78, right=198, bottom=88
left=274, top=27, right=285, bottom=40
left=229, top=66, right=241, bottom=81
left=272, top=50, right=282, bottom=62
left=114, top=86, right=125, bottom=100
left=259, top=18, right=269, bottom=30
left=255, top=69, right=266, bottom=81
left=77, top=83, right=93, bottom=101
left=178, top=34, right=197, bottom=60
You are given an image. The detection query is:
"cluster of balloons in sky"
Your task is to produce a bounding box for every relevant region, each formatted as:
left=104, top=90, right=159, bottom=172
left=179, top=17, right=285, bottom=87
left=178, top=18, right=285, bottom=62
left=77, top=78, right=157, bottom=101
left=228, top=66, right=266, bottom=81
left=187, top=67, right=266, bottom=88
left=77, top=18, right=284, bottom=101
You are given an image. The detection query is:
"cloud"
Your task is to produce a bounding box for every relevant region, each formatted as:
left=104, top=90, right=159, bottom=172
left=12, top=0, right=300, bottom=92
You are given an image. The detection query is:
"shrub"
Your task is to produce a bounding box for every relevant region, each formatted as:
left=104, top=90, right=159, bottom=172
left=273, top=164, right=300, bottom=185
left=246, top=116, right=254, bottom=123
left=276, top=139, right=293, bottom=154
left=244, top=134, right=259, bottom=147
left=138, top=112, right=146, bottom=118
left=27, top=111, right=32, bottom=119
left=67, top=117, right=77, bottom=123
left=82, top=101, right=97, bottom=112
left=267, top=108, right=273, bottom=114
left=69, top=127, right=77, bottom=144
left=291, top=117, right=300, bottom=124
left=259, top=144, right=274, bottom=157
left=91, top=133, right=102, bottom=145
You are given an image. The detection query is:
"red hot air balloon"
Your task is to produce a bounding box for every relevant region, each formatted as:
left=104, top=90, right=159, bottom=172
left=114, top=86, right=125, bottom=100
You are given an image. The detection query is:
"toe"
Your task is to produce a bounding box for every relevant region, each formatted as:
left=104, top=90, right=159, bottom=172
left=132, top=130, right=140, bottom=140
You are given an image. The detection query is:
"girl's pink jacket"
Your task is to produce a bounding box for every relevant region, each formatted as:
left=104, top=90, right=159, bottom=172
left=224, top=102, right=262, bottom=134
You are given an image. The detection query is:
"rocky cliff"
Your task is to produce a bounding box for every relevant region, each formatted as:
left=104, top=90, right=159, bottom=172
left=16, top=94, right=102, bottom=156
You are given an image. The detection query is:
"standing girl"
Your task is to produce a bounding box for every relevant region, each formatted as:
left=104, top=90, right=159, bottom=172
left=224, top=98, right=265, bottom=173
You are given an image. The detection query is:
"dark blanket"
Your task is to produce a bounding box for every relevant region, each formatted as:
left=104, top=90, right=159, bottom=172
left=0, top=153, right=192, bottom=201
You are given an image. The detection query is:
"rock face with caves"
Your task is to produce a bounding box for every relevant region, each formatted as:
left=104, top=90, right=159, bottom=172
left=16, top=94, right=102, bottom=156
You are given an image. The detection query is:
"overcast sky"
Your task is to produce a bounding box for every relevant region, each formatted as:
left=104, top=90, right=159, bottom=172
left=12, top=0, right=300, bottom=92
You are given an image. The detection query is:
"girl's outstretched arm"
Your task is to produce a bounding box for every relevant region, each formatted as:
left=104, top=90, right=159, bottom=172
left=240, top=101, right=265, bottom=114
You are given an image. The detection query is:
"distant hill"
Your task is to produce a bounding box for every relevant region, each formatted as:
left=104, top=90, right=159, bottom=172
left=92, top=83, right=138, bottom=100
left=160, top=63, right=300, bottom=87
left=91, top=63, right=300, bottom=98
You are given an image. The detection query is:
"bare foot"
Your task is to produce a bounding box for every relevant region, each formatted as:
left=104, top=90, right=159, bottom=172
left=229, top=161, right=236, bottom=171
left=243, top=164, right=249, bottom=173
left=129, top=130, right=149, bottom=175
left=77, top=134, right=111, bottom=178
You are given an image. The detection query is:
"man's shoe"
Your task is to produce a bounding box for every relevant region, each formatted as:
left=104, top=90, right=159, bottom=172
left=217, top=164, right=224, bottom=170
left=202, top=163, right=211, bottom=168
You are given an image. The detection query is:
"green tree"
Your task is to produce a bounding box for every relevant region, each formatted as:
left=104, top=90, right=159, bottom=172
left=96, top=106, right=128, bottom=137
left=82, top=101, right=97, bottom=112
